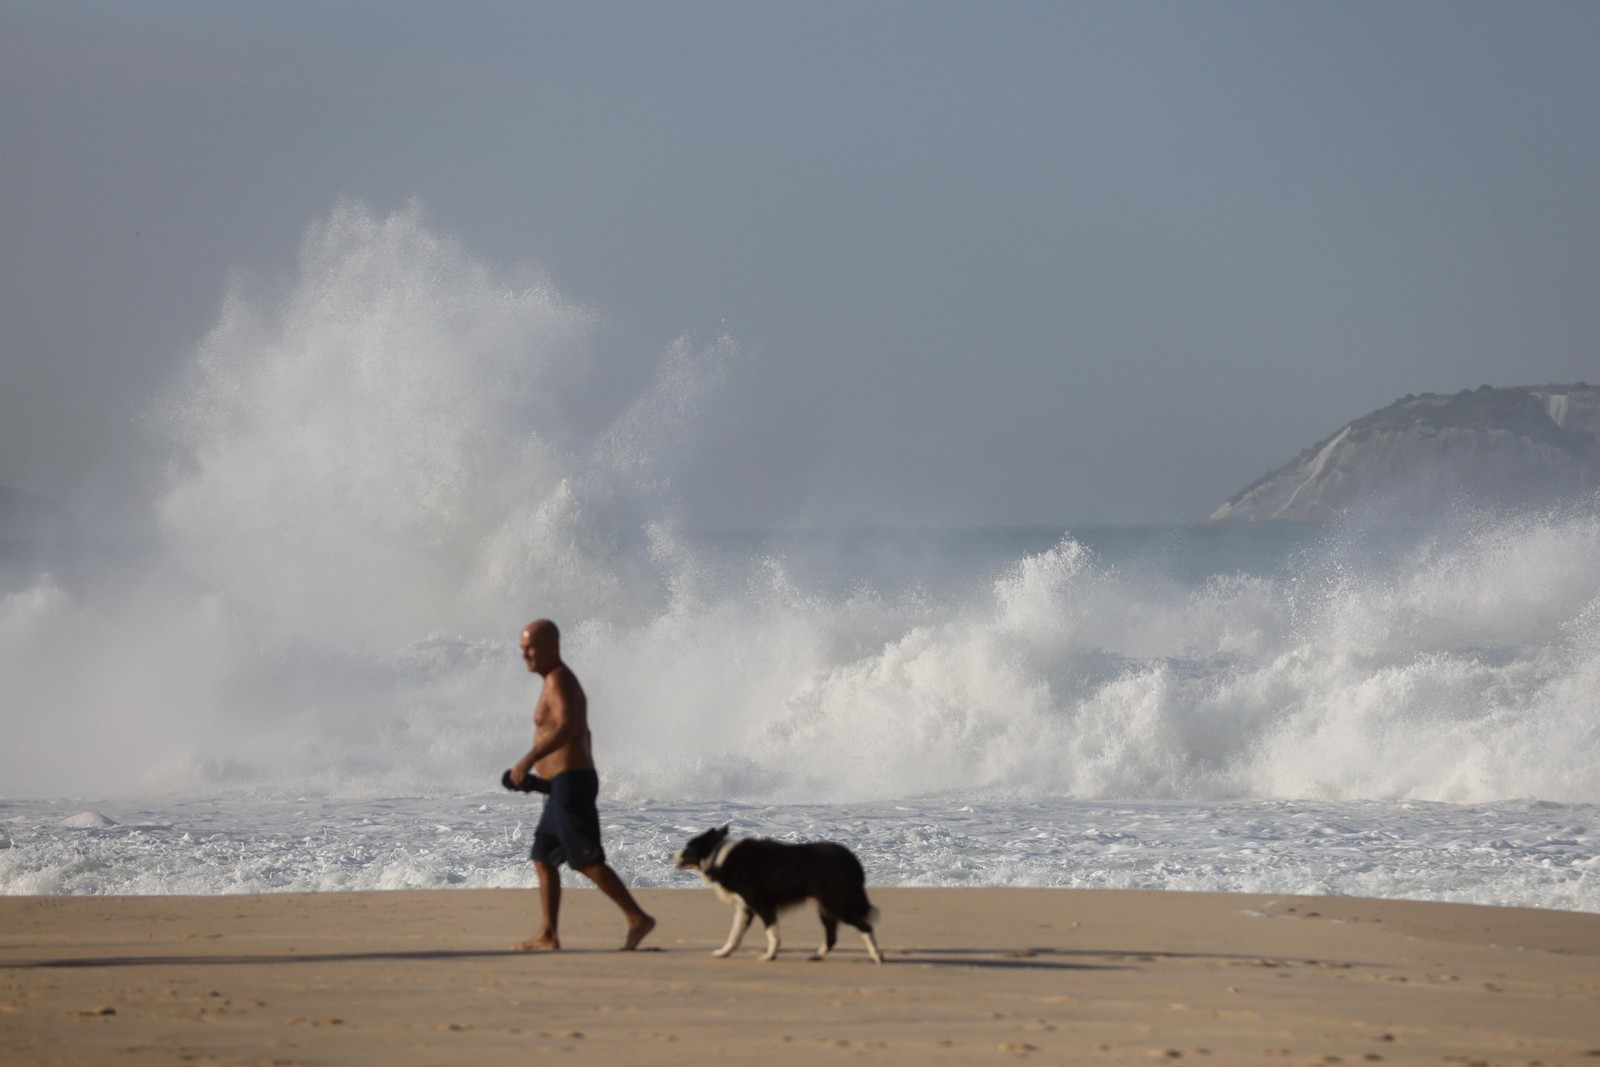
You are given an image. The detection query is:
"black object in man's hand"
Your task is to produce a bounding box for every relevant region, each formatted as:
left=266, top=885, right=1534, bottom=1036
left=502, top=769, right=551, bottom=794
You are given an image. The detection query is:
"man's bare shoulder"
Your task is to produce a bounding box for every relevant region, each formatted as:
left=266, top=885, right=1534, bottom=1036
left=549, top=663, right=587, bottom=707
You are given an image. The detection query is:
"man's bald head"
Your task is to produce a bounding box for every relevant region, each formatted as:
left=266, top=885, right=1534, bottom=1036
left=520, top=619, right=561, bottom=674
left=523, top=619, right=559, bottom=644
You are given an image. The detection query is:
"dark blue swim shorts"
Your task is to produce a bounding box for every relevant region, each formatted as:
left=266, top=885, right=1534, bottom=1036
left=528, top=768, right=606, bottom=870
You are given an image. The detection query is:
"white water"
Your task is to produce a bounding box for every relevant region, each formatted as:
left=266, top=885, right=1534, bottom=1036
left=3, top=202, right=1597, bottom=906
left=2, top=795, right=1595, bottom=913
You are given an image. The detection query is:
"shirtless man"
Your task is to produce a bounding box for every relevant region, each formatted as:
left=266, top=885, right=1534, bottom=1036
left=509, top=619, right=655, bottom=951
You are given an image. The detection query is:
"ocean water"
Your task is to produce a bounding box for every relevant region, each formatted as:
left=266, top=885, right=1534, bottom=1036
left=3, top=794, right=1595, bottom=912
left=3, top=203, right=1598, bottom=909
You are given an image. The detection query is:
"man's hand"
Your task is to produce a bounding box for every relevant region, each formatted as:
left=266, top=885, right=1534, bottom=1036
left=502, top=767, right=551, bottom=794
left=510, top=755, right=535, bottom=788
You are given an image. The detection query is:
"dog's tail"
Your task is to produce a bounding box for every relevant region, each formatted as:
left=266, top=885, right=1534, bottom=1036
left=867, top=906, right=881, bottom=926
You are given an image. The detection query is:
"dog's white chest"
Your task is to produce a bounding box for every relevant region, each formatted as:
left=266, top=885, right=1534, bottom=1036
left=701, top=838, right=745, bottom=906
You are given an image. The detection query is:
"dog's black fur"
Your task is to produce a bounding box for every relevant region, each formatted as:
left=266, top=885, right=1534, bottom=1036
left=674, top=825, right=883, bottom=963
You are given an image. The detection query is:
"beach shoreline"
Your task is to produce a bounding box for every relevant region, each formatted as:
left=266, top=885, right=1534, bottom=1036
left=4, top=887, right=1599, bottom=1065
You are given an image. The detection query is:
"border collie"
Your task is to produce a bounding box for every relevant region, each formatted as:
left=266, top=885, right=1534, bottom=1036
left=673, top=825, right=883, bottom=963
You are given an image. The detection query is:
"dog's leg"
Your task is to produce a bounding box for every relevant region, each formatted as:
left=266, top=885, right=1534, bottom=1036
left=760, top=918, right=782, bottom=961
left=812, top=910, right=838, bottom=961
left=846, top=902, right=884, bottom=964
left=859, top=927, right=884, bottom=964
left=713, top=901, right=752, bottom=958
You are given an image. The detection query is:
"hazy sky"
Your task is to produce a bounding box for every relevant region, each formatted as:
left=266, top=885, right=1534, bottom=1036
left=3, top=1, right=1598, bottom=529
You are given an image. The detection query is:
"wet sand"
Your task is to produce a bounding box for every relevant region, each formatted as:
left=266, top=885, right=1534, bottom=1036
left=4, top=887, right=1599, bottom=1065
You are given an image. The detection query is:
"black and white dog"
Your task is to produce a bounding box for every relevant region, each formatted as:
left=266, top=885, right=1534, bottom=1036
left=673, top=825, right=884, bottom=963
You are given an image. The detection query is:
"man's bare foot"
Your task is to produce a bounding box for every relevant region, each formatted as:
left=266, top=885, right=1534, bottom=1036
left=621, top=914, right=656, bottom=951
left=513, top=934, right=560, bottom=952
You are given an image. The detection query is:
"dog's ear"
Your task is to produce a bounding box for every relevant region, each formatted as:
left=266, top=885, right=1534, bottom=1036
left=718, top=823, right=730, bottom=834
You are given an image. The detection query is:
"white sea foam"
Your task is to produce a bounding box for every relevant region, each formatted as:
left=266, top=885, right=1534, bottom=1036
left=0, top=795, right=1593, bottom=912
left=59, top=812, right=118, bottom=829
left=1, top=202, right=1597, bottom=903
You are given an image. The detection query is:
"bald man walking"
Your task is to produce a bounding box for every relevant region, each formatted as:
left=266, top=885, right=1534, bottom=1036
left=509, top=619, right=655, bottom=951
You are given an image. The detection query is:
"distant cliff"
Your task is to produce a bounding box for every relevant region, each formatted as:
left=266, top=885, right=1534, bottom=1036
left=1208, top=384, right=1600, bottom=524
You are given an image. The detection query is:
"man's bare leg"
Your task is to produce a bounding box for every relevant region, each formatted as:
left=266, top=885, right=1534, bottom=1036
left=577, top=862, right=656, bottom=950
left=514, top=860, right=563, bottom=951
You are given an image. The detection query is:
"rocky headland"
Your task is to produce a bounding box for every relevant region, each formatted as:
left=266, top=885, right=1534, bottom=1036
left=1208, top=383, right=1600, bottom=524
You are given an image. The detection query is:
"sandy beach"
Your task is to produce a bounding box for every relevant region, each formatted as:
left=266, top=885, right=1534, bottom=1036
left=4, top=887, right=1598, bottom=1066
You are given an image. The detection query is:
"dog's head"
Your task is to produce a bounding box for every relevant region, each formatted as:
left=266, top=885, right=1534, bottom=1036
left=673, top=825, right=731, bottom=872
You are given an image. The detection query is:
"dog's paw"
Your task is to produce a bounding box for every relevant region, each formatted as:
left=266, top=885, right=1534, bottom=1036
left=711, top=948, right=733, bottom=958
